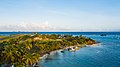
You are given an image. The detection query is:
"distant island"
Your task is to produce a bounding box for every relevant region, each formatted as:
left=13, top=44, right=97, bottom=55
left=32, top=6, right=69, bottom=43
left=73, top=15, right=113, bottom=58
left=0, top=33, right=96, bottom=67
left=100, top=34, right=107, bottom=36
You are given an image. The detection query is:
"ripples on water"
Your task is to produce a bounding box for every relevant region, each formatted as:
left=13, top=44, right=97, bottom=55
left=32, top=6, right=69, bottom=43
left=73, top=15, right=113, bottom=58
left=38, top=35, right=120, bottom=67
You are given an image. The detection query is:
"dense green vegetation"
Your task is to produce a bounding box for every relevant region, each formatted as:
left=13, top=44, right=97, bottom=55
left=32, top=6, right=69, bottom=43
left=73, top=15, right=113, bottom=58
left=0, top=33, right=96, bottom=67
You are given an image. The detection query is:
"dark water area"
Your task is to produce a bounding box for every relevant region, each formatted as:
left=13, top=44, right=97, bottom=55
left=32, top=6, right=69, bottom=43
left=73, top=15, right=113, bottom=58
left=0, top=32, right=120, bottom=67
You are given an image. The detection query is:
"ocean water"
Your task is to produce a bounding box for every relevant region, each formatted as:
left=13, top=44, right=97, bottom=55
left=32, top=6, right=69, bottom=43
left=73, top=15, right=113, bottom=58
left=0, top=32, right=120, bottom=36
left=0, top=32, right=120, bottom=67
left=36, top=33, right=120, bottom=67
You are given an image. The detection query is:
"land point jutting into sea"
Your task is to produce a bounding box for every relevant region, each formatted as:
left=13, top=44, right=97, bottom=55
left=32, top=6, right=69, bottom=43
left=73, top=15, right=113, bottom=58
left=0, top=0, right=120, bottom=67
left=0, top=33, right=96, bottom=67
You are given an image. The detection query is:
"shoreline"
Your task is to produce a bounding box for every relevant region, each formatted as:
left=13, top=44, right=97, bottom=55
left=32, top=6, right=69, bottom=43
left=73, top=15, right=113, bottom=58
left=39, top=43, right=100, bottom=60
left=40, top=49, right=63, bottom=59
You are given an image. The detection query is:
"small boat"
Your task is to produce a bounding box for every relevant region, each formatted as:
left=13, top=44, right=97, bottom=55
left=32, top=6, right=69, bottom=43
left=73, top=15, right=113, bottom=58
left=100, top=34, right=107, bottom=36
left=61, top=50, right=64, bottom=53
left=69, top=49, right=76, bottom=52
left=69, top=48, right=76, bottom=52
left=68, top=48, right=72, bottom=51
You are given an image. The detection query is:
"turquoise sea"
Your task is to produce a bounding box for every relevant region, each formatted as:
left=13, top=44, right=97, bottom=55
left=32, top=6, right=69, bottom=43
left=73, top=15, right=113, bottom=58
left=37, top=32, right=120, bottom=67
left=0, top=32, right=120, bottom=67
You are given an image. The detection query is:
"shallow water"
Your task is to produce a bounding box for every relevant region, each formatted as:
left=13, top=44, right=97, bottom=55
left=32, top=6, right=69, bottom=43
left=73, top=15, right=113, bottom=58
left=38, top=35, right=120, bottom=67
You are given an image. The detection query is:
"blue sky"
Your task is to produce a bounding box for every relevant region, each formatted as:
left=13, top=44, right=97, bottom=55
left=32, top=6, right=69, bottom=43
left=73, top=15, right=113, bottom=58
left=0, top=0, right=120, bottom=32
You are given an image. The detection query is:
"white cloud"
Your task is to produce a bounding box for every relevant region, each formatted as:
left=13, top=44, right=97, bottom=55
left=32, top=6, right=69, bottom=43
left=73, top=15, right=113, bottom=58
left=0, top=22, right=53, bottom=31
left=0, top=22, right=73, bottom=32
left=0, top=21, right=118, bottom=32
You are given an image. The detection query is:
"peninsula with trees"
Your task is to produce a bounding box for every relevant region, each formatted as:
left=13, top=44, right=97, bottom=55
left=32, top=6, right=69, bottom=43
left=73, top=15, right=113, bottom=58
left=0, top=33, right=96, bottom=67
